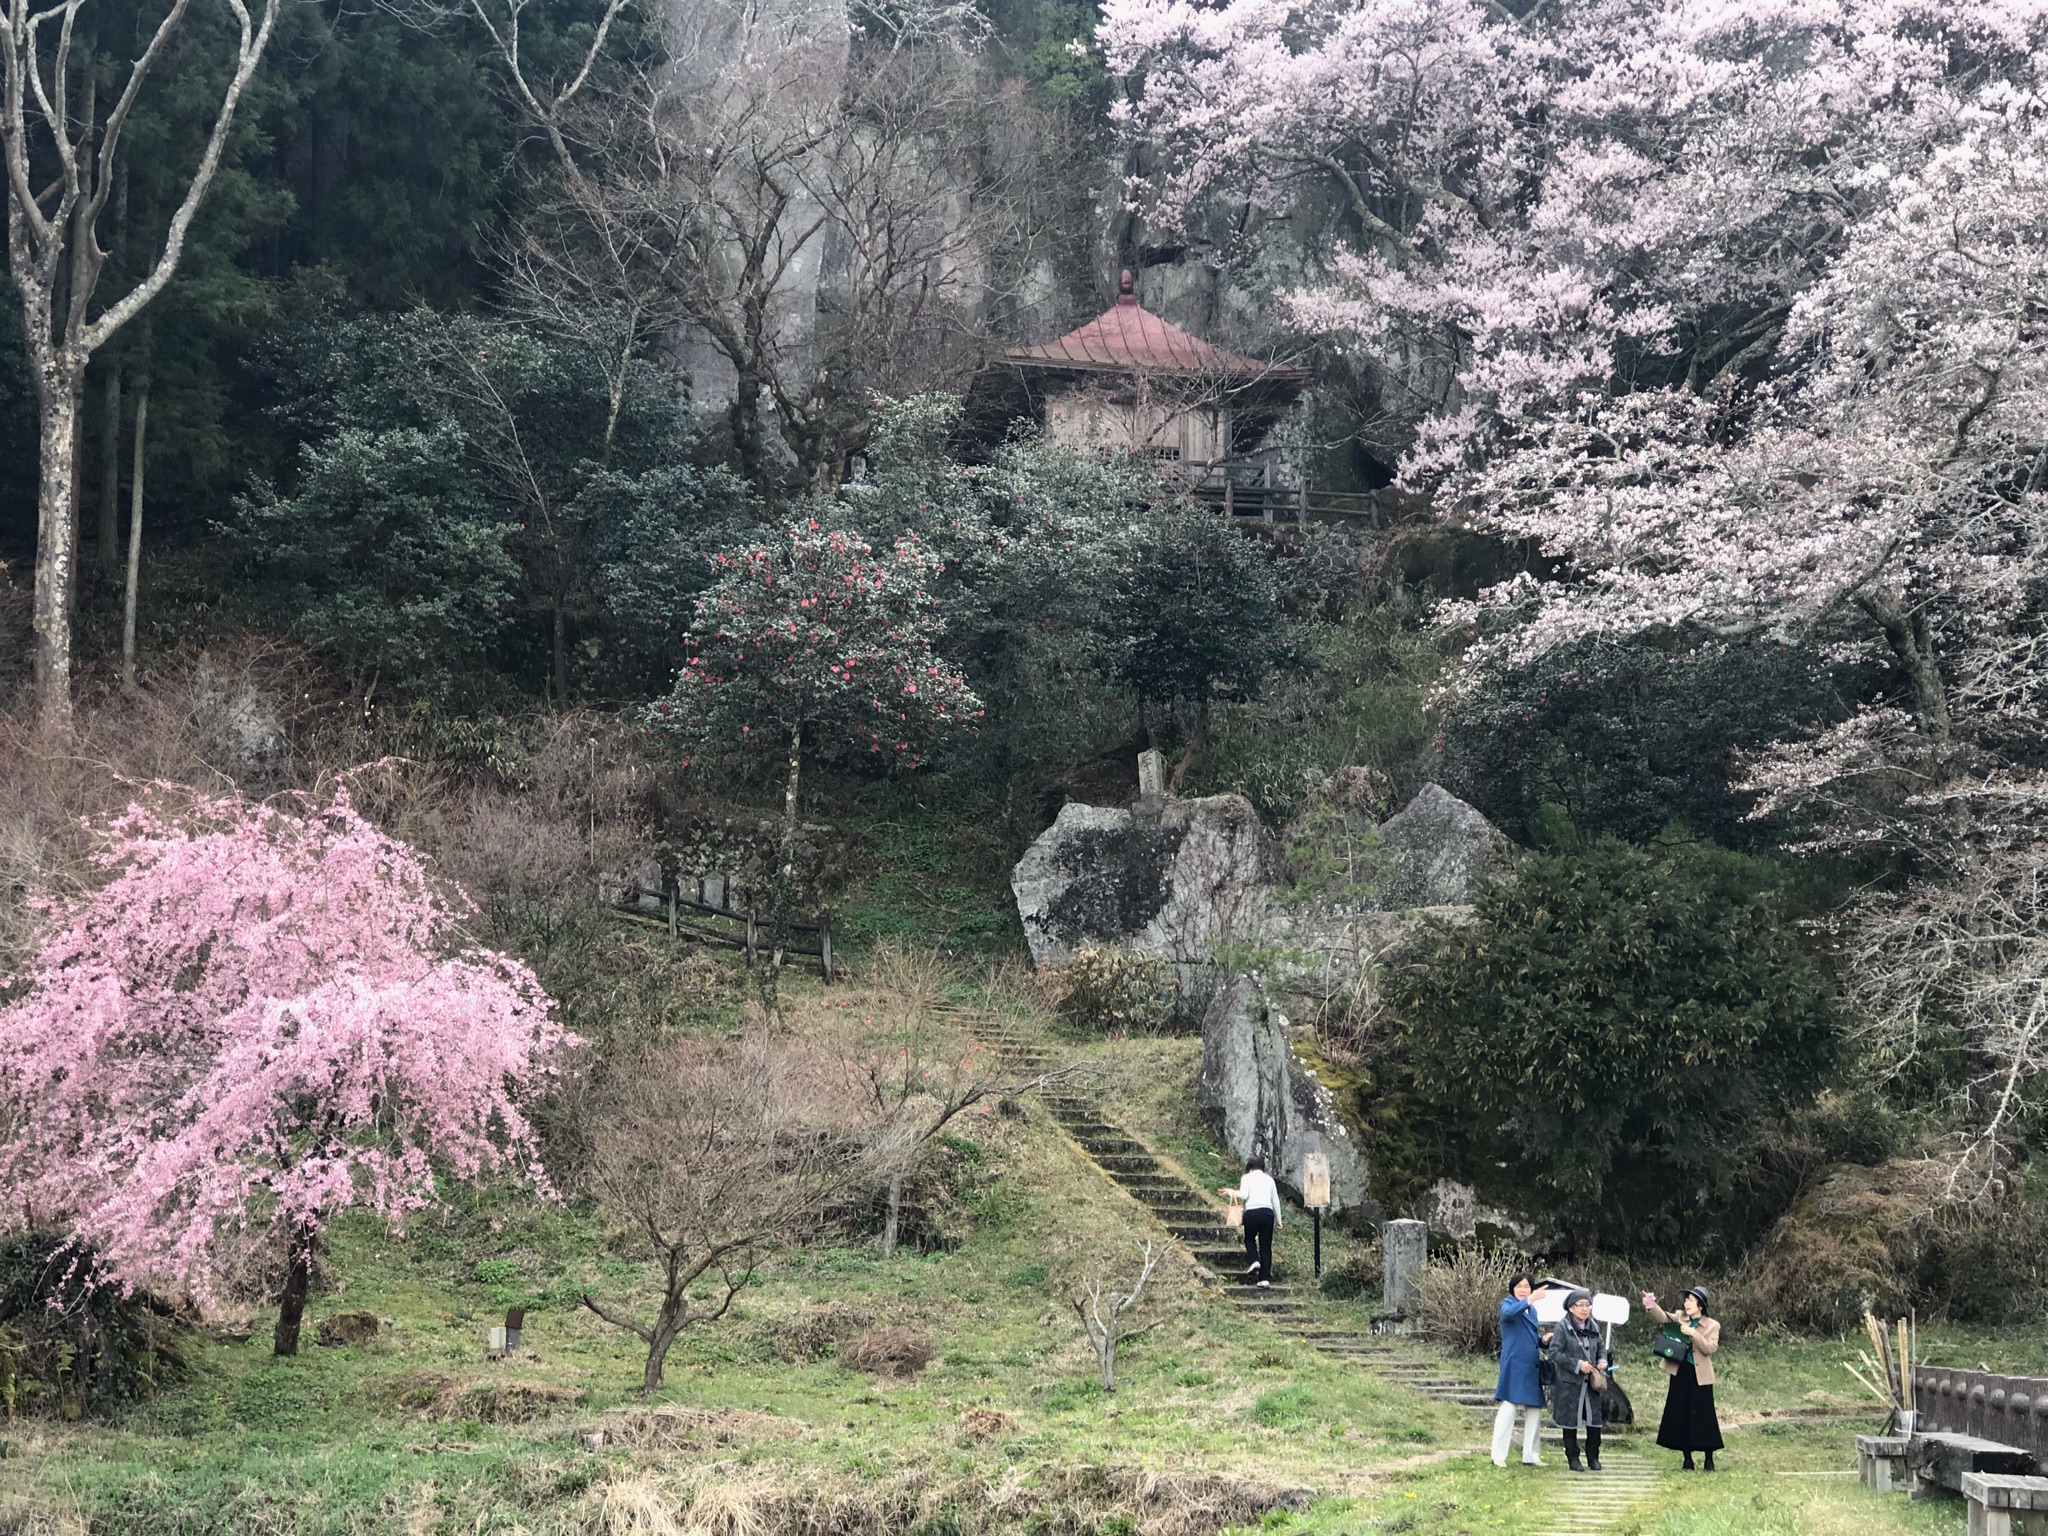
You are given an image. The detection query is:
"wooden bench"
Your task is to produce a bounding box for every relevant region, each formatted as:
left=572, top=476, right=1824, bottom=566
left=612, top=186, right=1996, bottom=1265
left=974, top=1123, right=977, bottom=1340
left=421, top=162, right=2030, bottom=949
left=1910, top=1432, right=2038, bottom=1499
left=1857, top=1434, right=1910, bottom=1493
left=1961, top=1473, right=2048, bottom=1535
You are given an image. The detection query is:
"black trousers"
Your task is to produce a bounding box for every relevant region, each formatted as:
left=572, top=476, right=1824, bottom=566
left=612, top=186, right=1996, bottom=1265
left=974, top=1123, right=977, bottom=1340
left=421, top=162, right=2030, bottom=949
left=1241, top=1208, right=1275, bottom=1278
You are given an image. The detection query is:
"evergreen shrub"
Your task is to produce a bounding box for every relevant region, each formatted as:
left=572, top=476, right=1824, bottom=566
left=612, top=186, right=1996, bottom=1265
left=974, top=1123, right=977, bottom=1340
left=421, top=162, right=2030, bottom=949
left=0, top=1236, right=184, bottom=1419
left=1382, top=835, right=1838, bottom=1260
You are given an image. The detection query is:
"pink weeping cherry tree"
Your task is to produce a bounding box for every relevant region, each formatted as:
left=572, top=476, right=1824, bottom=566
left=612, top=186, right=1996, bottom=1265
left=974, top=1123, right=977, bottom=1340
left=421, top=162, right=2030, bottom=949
left=0, top=781, right=574, bottom=1355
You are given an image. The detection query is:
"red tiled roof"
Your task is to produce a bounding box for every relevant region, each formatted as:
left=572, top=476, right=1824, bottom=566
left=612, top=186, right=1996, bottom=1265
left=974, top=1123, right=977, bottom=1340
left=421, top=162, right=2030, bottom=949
left=1006, top=270, right=1308, bottom=379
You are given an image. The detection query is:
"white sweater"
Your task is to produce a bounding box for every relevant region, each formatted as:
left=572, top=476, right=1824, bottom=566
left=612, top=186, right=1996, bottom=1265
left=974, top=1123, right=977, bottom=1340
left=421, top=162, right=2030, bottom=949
left=1230, top=1169, right=1282, bottom=1223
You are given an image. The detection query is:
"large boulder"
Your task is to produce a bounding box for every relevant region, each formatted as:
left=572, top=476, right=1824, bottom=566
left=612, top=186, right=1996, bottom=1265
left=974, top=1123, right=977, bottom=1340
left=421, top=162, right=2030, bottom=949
left=1010, top=794, right=1279, bottom=969
left=1370, top=782, right=1512, bottom=909
left=1198, top=974, right=1374, bottom=1221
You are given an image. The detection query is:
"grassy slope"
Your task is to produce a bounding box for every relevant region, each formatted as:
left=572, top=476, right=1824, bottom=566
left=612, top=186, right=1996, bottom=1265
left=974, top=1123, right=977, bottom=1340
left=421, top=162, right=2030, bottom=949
left=0, top=974, right=2012, bottom=1535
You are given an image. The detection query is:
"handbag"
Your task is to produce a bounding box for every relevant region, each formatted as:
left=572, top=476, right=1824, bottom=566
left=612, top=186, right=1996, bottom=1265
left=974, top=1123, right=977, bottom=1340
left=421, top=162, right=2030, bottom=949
left=1590, top=1365, right=1609, bottom=1393
left=1651, top=1332, right=1690, bottom=1365
left=1225, top=1201, right=1244, bottom=1229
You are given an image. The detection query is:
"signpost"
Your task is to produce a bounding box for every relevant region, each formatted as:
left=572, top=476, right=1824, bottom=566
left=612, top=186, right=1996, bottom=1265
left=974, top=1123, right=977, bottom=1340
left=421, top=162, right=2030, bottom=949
left=1302, top=1152, right=1331, bottom=1278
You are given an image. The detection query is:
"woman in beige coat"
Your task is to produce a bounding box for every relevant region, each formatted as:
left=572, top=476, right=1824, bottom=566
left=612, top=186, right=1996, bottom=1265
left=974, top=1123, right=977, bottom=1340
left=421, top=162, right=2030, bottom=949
left=1643, top=1286, right=1723, bottom=1470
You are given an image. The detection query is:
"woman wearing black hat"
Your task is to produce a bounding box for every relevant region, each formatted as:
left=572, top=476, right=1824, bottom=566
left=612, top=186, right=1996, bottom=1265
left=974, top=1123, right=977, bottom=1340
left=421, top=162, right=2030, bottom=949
left=1643, top=1286, right=1724, bottom=1470
left=1547, top=1289, right=1613, bottom=1472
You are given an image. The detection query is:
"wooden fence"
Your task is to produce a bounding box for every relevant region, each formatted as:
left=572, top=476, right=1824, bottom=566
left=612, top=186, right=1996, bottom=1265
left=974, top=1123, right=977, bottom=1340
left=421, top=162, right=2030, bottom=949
left=611, top=874, right=835, bottom=982
left=1190, top=482, right=1423, bottom=533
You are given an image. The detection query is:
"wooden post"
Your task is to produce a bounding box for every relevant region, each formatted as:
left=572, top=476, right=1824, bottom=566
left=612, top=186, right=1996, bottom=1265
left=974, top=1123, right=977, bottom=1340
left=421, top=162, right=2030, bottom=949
left=1224, top=479, right=1234, bottom=519
left=666, top=875, right=677, bottom=939
left=746, top=908, right=758, bottom=967
left=819, top=913, right=833, bottom=983
left=1297, top=484, right=1309, bottom=530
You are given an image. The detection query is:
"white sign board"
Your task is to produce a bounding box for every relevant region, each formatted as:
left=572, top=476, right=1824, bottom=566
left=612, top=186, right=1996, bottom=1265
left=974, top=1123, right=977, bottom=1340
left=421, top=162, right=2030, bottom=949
left=1301, top=1152, right=1331, bottom=1210
left=1532, top=1283, right=1579, bottom=1325
left=1591, top=1293, right=1631, bottom=1327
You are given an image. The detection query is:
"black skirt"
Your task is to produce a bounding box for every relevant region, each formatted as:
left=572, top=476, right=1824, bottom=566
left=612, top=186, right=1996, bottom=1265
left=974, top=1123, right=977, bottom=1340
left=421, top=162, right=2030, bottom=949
left=1655, top=1359, right=1724, bottom=1453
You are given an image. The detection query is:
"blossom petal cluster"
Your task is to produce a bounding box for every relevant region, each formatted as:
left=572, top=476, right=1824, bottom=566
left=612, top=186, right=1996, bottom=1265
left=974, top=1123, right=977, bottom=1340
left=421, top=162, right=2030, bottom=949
left=0, top=783, right=572, bottom=1305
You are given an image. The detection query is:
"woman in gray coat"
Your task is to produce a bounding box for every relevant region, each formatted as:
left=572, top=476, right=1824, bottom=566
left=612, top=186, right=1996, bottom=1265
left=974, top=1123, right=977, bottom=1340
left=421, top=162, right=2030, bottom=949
left=1548, top=1289, right=1614, bottom=1472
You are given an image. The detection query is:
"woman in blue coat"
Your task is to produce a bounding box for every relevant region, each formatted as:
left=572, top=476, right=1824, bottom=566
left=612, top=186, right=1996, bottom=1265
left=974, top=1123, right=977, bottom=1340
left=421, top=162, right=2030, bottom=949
left=1492, top=1274, right=1552, bottom=1466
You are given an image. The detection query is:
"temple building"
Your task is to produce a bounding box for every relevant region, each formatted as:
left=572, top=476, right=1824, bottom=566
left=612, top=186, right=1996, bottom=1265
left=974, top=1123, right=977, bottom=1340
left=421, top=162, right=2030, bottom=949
left=964, top=271, right=1310, bottom=485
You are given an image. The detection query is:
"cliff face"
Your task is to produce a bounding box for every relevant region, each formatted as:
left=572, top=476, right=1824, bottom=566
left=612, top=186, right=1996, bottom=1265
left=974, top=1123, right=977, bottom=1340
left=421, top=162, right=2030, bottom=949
left=650, top=0, right=1389, bottom=480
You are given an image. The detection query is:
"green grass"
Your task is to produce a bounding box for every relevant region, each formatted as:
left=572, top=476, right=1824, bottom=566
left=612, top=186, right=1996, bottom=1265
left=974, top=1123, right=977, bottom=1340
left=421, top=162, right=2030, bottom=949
left=833, top=788, right=1028, bottom=958
left=3, top=1073, right=1468, bottom=1533
left=0, top=984, right=2020, bottom=1536
left=1223, top=1418, right=1960, bottom=1535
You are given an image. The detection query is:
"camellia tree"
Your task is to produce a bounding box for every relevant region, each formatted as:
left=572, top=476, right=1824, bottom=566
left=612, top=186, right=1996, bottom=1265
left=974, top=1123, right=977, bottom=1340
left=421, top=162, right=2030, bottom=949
left=0, top=783, right=573, bottom=1355
left=649, top=520, right=980, bottom=1012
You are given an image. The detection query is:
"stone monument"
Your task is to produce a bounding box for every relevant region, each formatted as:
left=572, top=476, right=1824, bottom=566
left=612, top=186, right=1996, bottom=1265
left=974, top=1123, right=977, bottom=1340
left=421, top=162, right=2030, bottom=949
left=1136, top=748, right=1165, bottom=800
left=1382, top=1218, right=1427, bottom=1318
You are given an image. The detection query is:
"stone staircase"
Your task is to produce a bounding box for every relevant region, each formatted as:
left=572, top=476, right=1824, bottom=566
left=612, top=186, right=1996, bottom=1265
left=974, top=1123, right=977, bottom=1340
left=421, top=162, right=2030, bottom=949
left=973, top=1017, right=1493, bottom=1412
left=970, top=1011, right=1673, bottom=1533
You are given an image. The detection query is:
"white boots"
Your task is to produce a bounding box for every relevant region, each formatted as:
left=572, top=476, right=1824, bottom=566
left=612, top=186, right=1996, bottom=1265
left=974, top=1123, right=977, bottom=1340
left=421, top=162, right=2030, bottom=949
left=1490, top=1402, right=1543, bottom=1466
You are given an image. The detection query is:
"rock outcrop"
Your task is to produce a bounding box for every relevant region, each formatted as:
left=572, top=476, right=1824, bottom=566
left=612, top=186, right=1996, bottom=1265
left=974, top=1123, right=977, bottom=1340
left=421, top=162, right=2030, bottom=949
left=1369, top=782, right=1513, bottom=909
left=1010, top=794, right=1279, bottom=969
left=1414, top=1178, right=1547, bottom=1249
left=1014, top=777, right=1511, bottom=1225
left=1198, top=974, right=1374, bottom=1221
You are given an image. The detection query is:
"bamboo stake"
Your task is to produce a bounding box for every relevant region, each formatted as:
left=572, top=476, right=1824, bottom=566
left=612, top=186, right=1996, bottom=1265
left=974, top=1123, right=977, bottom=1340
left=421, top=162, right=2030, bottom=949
left=1843, top=1361, right=1892, bottom=1406
left=1865, top=1312, right=1896, bottom=1403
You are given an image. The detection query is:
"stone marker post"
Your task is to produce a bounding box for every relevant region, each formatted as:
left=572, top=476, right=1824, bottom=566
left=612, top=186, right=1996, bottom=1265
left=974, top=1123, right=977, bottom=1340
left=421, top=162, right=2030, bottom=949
left=1382, top=1218, right=1427, bottom=1318
left=1137, top=748, right=1165, bottom=801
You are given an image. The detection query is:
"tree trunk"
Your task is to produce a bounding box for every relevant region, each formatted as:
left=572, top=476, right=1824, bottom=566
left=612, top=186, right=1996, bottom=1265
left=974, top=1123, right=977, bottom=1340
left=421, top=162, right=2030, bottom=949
left=881, top=1169, right=904, bottom=1259
left=96, top=356, right=123, bottom=575
left=1099, top=1334, right=1118, bottom=1392
left=122, top=356, right=151, bottom=691
left=273, top=1223, right=317, bottom=1357
left=1167, top=700, right=1211, bottom=794
left=642, top=1303, right=685, bottom=1392
left=68, top=386, right=87, bottom=616
left=32, top=377, right=83, bottom=735
left=551, top=587, right=569, bottom=706
left=1858, top=594, right=1949, bottom=740
left=732, top=366, right=766, bottom=495
left=757, top=721, right=804, bottom=1023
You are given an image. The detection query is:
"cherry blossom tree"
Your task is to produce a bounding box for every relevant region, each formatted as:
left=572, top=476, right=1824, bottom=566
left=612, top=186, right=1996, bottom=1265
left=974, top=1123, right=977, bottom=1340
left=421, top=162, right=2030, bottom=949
left=0, top=782, right=572, bottom=1354
left=648, top=521, right=980, bottom=1013
left=1106, top=0, right=2048, bottom=1186
left=1104, top=0, right=2044, bottom=473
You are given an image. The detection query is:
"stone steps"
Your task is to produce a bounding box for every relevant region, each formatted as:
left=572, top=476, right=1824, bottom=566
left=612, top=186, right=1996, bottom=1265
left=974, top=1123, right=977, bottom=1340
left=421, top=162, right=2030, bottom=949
left=967, top=1014, right=1510, bottom=1422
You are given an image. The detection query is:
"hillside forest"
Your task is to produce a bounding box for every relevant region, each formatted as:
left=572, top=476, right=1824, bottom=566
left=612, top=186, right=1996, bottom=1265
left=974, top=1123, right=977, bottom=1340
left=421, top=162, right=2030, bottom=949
left=4, top=1, right=2048, bottom=1533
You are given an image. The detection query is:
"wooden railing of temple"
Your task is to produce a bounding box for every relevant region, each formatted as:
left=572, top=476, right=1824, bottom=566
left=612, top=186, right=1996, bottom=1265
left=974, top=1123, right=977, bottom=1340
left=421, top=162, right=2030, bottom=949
left=1189, top=482, right=1426, bottom=532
